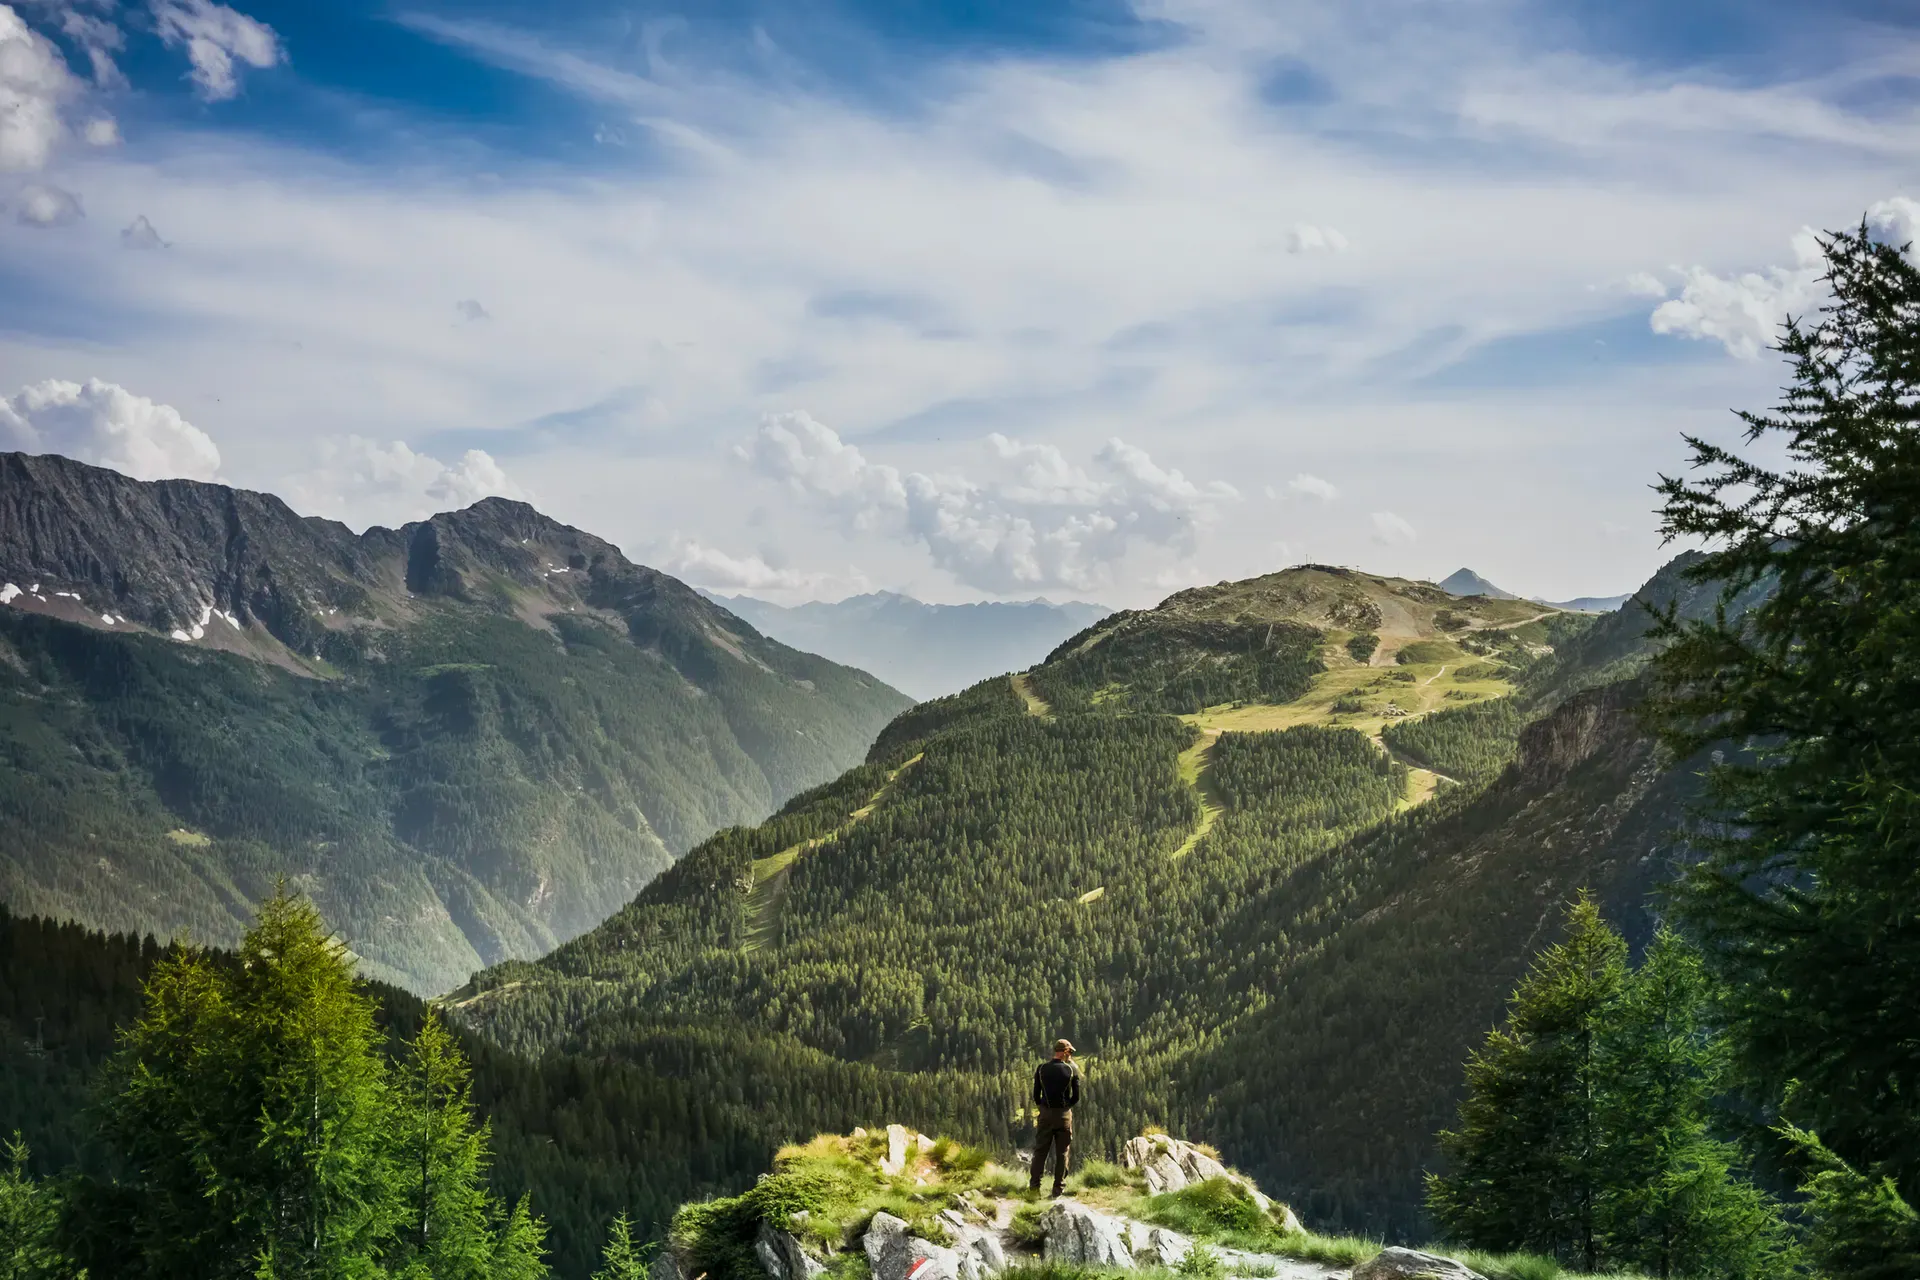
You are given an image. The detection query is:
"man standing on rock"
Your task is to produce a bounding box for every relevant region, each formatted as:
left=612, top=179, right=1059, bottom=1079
left=1030, top=1038, right=1080, bottom=1197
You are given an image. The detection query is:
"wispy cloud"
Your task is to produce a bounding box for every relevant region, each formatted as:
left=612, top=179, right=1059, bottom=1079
left=0, top=0, right=1912, bottom=600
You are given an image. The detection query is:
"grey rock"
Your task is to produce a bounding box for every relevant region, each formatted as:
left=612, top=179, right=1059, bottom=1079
left=756, top=1222, right=827, bottom=1280
left=1041, top=1201, right=1135, bottom=1268
left=863, top=1213, right=962, bottom=1280
left=650, top=1247, right=689, bottom=1280
left=1352, top=1247, right=1486, bottom=1280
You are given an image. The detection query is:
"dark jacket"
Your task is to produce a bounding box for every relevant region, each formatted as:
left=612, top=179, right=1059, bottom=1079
left=1033, top=1058, right=1080, bottom=1111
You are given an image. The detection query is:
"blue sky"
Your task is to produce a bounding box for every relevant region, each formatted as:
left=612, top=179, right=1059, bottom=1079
left=1, top=0, right=1915, bottom=604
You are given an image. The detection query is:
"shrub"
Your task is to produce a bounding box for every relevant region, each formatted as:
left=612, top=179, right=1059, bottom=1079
left=1174, top=1245, right=1225, bottom=1280
left=1345, top=633, right=1380, bottom=664
left=1010, top=1202, right=1050, bottom=1249
left=1143, top=1178, right=1272, bottom=1241
left=1072, top=1159, right=1131, bottom=1189
left=1330, top=697, right=1367, bottom=714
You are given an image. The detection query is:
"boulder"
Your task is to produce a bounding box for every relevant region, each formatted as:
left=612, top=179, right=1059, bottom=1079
left=864, top=1212, right=962, bottom=1280
left=755, top=1222, right=828, bottom=1280
left=650, top=1247, right=689, bottom=1280
left=1352, top=1247, right=1486, bottom=1280
left=1125, top=1134, right=1298, bottom=1227
left=1041, top=1201, right=1135, bottom=1268
left=1125, top=1222, right=1194, bottom=1267
left=881, top=1123, right=912, bottom=1176
left=1145, top=1152, right=1189, bottom=1195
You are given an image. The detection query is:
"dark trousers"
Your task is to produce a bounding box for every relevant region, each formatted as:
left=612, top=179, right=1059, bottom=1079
left=1030, top=1109, right=1072, bottom=1190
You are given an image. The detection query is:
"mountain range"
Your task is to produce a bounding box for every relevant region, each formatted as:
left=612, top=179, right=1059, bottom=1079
left=1438, top=566, right=1632, bottom=613
left=0, top=452, right=910, bottom=992
left=442, top=556, right=1712, bottom=1249
left=703, top=591, right=1112, bottom=700
left=0, top=463, right=1742, bottom=1273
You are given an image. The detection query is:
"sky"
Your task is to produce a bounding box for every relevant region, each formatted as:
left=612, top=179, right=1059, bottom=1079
left=0, top=0, right=1916, bottom=607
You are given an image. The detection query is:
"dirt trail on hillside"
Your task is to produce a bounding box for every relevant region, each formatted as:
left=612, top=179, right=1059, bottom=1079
left=1170, top=727, right=1225, bottom=860
left=1010, top=672, right=1053, bottom=718
left=743, top=753, right=923, bottom=951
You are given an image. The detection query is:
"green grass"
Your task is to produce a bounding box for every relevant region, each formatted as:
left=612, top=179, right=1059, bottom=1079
left=1396, top=639, right=1467, bottom=665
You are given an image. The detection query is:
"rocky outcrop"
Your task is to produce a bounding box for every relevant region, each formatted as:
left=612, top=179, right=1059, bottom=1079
left=864, top=1212, right=967, bottom=1280
left=1040, top=1201, right=1136, bottom=1268
left=1122, top=1134, right=1304, bottom=1233
left=1351, top=1247, right=1486, bottom=1280
left=756, top=1221, right=828, bottom=1280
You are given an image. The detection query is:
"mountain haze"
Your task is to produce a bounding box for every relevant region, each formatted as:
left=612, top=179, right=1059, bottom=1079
left=706, top=591, right=1111, bottom=699
left=0, top=452, right=910, bottom=992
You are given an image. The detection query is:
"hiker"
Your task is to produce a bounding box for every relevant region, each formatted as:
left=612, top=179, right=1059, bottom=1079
left=1030, top=1038, right=1080, bottom=1196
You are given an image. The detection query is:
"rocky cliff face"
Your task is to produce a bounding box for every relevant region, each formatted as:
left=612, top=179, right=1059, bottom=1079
left=0, top=452, right=911, bottom=993
left=0, top=451, right=783, bottom=676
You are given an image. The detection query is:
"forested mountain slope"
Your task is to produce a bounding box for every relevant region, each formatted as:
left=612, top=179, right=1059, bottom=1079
left=447, top=561, right=1706, bottom=1241
left=0, top=452, right=910, bottom=992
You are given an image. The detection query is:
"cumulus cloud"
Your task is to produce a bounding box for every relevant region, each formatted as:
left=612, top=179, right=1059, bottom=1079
left=82, top=114, right=117, bottom=145
left=1867, top=196, right=1920, bottom=249
left=661, top=537, right=828, bottom=594
left=1622, top=271, right=1667, bottom=299
left=0, top=5, right=82, bottom=171
left=735, top=411, right=1237, bottom=593
left=151, top=0, right=283, bottom=101
left=14, top=180, right=80, bottom=225
left=289, top=436, right=527, bottom=528
left=1286, top=224, right=1348, bottom=254
left=1286, top=473, right=1339, bottom=502
left=0, top=378, right=222, bottom=480
left=1649, top=227, right=1827, bottom=360
left=1370, top=511, right=1417, bottom=545
left=121, top=213, right=166, bottom=248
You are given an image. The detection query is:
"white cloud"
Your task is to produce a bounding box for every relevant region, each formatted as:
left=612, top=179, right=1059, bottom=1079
left=13, top=180, right=80, bottom=225
left=661, top=537, right=826, bottom=594
left=120, top=213, right=165, bottom=248
left=56, top=8, right=124, bottom=88
left=736, top=411, right=1237, bottom=593
left=82, top=115, right=117, bottom=145
left=0, top=377, right=221, bottom=480
left=151, top=0, right=283, bottom=101
left=1649, top=227, right=1826, bottom=360
left=454, top=298, right=490, bottom=322
left=0, top=4, right=81, bottom=171
left=1286, top=473, right=1339, bottom=502
left=1286, top=224, right=1348, bottom=254
left=1, top=2, right=1916, bottom=604
left=1622, top=271, right=1667, bottom=299
left=287, top=436, right=527, bottom=528
left=1370, top=511, right=1417, bottom=545
left=1867, top=196, right=1920, bottom=250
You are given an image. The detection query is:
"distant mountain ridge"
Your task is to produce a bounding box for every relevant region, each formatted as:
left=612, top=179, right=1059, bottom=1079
left=1438, top=565, right=1628, bottom=613
left=705, top=589, right=1111, bottom=699
left=0, top=452, right=910, bottom=992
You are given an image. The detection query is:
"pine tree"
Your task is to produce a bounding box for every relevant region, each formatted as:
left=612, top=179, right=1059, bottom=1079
left=1595, top=930, right=1794, bottom=1279
left=103, top=890, right=400, bottom=1279
left=491, top=1196, right=551, bottom=1280
left=591, top=1214, right=648, bottom=1280
left=1648, top=221, right=1920, bottom=1217
left=1, top=1133, right=68, bottom=1280
left=1427, top=893, right=1627, bottom=1268
left=1780, top=1121, right=1920, bottom=1280
left=390, top=1013, right=504, bottom=1280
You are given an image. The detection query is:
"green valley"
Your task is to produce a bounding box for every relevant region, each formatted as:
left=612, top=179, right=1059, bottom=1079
left=0, top=454, right=911, bottom=992
left=448, top=561, right=1684, bottom=1244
